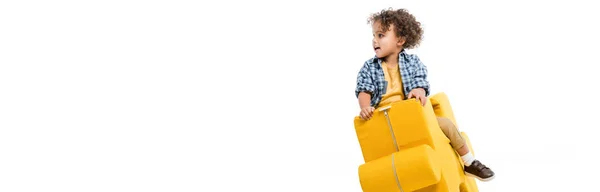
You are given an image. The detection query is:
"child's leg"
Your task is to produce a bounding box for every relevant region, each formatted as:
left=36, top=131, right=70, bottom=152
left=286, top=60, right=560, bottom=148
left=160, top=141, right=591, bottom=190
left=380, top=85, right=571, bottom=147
left=437, top=117, right=495, bottom=181
left=437, top=117, right=469, bottom=155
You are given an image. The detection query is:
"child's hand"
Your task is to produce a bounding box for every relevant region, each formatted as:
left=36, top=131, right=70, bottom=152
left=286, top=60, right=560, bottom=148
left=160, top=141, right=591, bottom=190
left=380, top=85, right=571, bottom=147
left=359, top=106, right=375, bottom=120
left=408, top=88, right=427, bottom=106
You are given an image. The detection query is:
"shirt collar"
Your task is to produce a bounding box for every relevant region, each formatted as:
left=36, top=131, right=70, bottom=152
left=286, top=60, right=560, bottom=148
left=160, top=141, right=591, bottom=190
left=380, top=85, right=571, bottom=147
left=371, top=49, right=407, bottom=67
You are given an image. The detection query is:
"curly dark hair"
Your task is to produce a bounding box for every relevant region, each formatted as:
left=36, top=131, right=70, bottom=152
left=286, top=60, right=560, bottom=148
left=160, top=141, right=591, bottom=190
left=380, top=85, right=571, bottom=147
left=367, top=8, right=423, bottom=49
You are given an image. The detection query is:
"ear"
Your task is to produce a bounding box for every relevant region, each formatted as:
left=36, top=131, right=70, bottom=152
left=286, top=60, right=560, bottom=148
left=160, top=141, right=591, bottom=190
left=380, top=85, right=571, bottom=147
left=397, top=36, right=406, bottom=47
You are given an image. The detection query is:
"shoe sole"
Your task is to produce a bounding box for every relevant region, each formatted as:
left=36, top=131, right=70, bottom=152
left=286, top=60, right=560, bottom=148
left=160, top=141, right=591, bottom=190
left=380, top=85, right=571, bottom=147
left=466, top=172, right=495, bottom=182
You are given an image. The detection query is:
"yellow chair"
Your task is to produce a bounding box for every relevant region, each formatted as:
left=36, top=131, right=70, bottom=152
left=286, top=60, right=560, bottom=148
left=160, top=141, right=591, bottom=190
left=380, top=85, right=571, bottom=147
left=353, top=92, right=479, bottom=192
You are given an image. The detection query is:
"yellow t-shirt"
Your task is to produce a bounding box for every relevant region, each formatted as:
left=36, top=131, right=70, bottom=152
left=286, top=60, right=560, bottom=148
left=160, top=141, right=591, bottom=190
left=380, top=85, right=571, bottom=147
left=379, top=61, right=404, bottom=107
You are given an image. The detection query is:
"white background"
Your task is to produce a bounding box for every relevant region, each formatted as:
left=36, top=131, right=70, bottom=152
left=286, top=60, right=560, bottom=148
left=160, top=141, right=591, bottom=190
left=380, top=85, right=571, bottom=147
left=1, top=0, right=599, bottom=191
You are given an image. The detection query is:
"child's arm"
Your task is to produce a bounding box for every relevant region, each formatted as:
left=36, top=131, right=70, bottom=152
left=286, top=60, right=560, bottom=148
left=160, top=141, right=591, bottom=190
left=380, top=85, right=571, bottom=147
left=358, top=92, right=374, bottom=120
left=355, top=62, right=375, bottom=102
left=355, top=62, right=375, bottom=120
left=358, top=92, right=372, bottom=109
left=407, top=55, right=431, bottom=106
left=411, top=55, right=430, bottom=96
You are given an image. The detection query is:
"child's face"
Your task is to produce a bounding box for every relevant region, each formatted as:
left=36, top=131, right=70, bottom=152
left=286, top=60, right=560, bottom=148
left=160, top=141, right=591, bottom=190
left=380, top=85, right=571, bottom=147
left=372, top=21, right=405, bottom=59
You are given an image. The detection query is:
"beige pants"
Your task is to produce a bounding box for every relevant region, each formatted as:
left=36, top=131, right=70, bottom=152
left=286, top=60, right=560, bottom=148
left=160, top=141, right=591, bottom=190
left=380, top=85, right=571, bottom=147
left=437, top=117, right=465, bottom=150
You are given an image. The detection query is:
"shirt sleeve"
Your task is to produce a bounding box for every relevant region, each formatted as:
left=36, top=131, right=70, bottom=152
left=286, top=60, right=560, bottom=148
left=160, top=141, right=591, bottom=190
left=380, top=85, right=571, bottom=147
left=411, top=55, right=431, bottom=96
left=355, top=62, right=375, bottom=98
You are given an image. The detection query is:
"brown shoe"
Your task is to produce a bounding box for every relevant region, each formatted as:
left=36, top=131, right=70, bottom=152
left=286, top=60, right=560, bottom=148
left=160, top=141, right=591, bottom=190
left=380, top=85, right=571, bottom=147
left=464, top=160, right=495, bottom=181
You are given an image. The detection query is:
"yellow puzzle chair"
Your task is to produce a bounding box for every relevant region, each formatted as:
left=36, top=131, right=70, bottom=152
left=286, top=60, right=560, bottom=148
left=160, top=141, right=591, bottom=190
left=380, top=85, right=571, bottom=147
left=353, top=92, right=479, bottom=192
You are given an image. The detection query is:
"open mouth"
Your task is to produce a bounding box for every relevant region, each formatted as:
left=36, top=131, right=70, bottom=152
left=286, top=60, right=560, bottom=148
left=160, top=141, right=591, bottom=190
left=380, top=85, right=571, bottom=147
left=374, top=47, right=381, bottom=51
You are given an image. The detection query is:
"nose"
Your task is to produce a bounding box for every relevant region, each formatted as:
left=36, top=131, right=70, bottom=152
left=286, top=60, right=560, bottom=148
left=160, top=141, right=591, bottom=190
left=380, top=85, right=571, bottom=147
left=372, top=39, right=379, bottom=47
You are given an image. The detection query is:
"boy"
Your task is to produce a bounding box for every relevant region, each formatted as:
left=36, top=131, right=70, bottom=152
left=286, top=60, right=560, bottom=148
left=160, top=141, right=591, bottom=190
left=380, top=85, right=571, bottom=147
left=354, top=8, right=495, bottom=181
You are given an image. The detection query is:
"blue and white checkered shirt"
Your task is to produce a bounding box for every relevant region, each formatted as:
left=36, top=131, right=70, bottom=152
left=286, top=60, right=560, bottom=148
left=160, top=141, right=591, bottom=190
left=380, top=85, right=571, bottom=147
left=355, top=49, right=431, bottom=108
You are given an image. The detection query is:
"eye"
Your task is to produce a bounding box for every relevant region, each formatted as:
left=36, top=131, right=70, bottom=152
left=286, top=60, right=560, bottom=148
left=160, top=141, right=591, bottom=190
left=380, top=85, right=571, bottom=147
left=378, top=34, right=384, bottom=38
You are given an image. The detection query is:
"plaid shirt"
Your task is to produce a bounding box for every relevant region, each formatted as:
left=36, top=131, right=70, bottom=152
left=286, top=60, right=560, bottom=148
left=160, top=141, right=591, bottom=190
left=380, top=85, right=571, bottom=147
left=355, top=49, right=430, bottom=108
